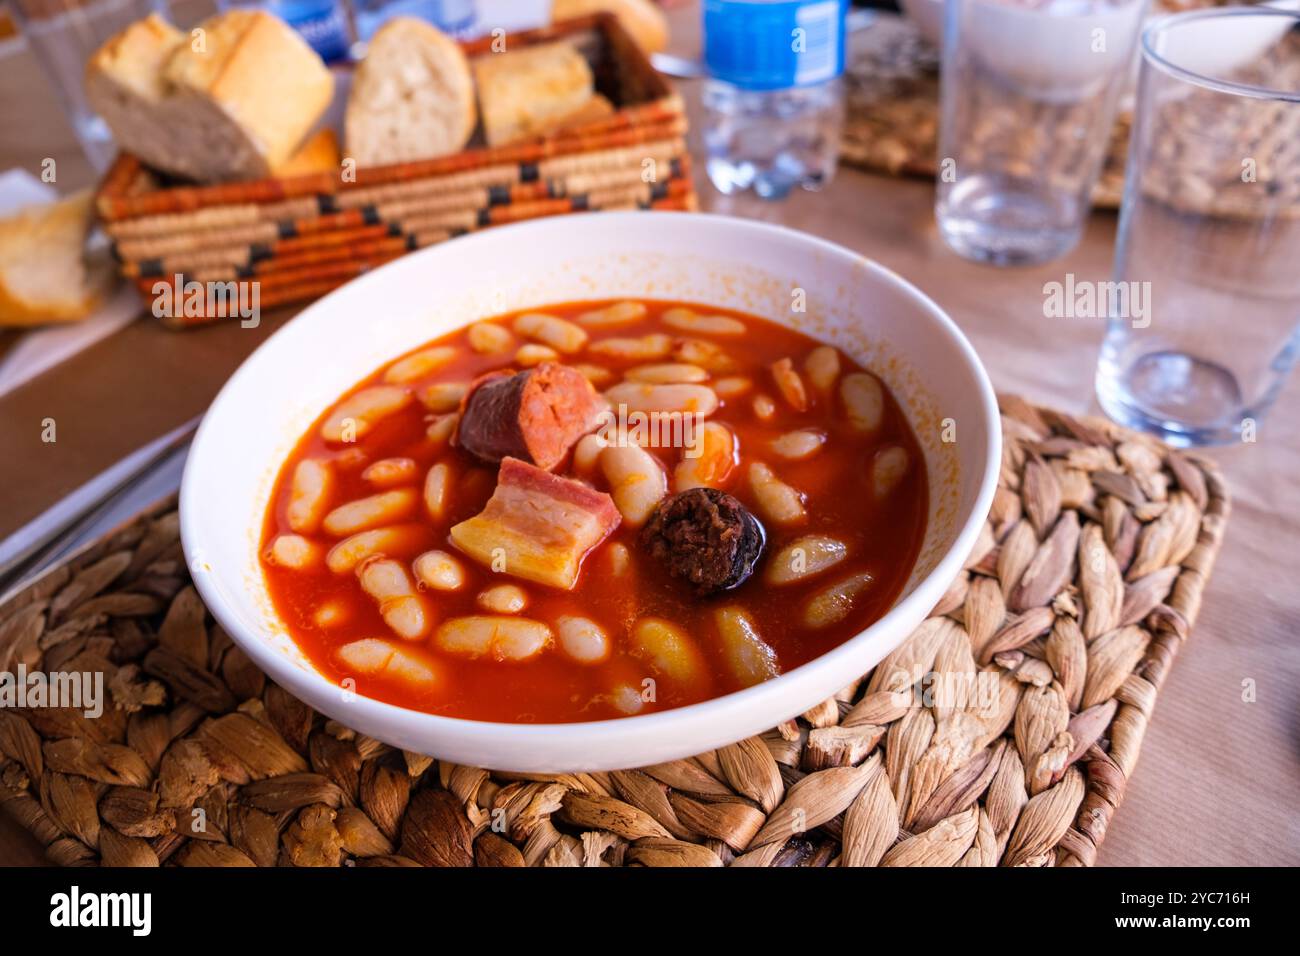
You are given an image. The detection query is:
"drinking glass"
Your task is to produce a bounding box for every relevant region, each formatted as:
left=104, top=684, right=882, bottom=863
left=11, top=0, right=170, bottom=171
left=936, top=0, right=1148, bottom=265
left=1095, top=8, right=1300, bottom=446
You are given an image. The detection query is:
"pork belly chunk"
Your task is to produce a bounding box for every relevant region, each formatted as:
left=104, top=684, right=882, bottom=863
left=449, top=457, right=621, bottom=589
left=454, top=363, right=609, bottom=471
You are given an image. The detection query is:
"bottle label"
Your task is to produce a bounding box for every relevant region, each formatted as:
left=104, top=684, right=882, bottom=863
left=267, top=0, right=352, bottom=61
left=704, top=0, right=846, bottom=91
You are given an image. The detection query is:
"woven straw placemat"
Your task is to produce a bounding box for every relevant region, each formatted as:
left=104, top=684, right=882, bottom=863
left=0, top=396, right=1228, bottom=867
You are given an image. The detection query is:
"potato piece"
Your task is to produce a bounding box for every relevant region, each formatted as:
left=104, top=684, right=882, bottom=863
left=871, top=445, right=911, bottom=500
left=804, top=345, right=841, bottom=393
left=362, top=457, right=418, bottom=487
left=764, top=534, right=849, bottom=585
left=629, top=617, right=705, bottom=683
left=770, top=429, right=826, bottom=461
left=467, top=321, right=514, bottom=354
left=413, top=550, right=466, bottom=591
left=423, top=462, right=452, bottom=521
left=434, top=616, right=552, bottom=661
left=803, top=571, right=875, bottom=629
left=384, top=346, right=457, bottom=384
left=625, top=362, right=709, bottom=384
left=267, top=534, right=321, bottom=570
left=770, top=357, right=809, bottom=412
left=556, top=615, right=610, bottom=664
left=419, top=381, right=468, bottom=413
left=661, top=307, right=747, bottom=336
left=673, top=421, right=736, bottom=492
left=604, top=382, right=719, bottom=417
left=325, top=525, right=430, bottom=574
left=287, top=459, right=334, bottom=533
left=321, top=386, right=413, bottom=443
left=477, top=584, right=529, bottom=614
left=323, top=488, right=418, bottom=537
left=575, top=300, right=647, bottom=327
left=841, top=372, right=884, bottom=433
left=588, top=333, right=673, bottom=362
left=601, top=443, right=667, bottom=528
left=515, top=343, right=559, bottom=367
left=513, top=312, right=588, bottom=354
left=748, top=461, right=806, bottom=525
left=714, top=606, right=780, bottom=686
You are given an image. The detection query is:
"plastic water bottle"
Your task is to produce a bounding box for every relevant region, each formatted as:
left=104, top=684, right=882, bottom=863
left=702, top=0, right=847, bottom=199
left=352, top=0, right=478, bottom=42
left=216, top=0, right=353, bottom=62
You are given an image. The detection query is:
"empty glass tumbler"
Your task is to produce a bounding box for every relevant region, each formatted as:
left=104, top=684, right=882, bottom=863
left=1095, top=8, right=1300, bottom=446
left=935, top=0, right=1147, bottom=265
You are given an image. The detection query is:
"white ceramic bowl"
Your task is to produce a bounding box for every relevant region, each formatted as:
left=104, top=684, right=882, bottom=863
left=181, top=212, right=1000, bottom=772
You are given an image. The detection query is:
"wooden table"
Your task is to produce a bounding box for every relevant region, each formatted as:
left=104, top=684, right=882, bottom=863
left=1, top=5, right=1297, bottom=868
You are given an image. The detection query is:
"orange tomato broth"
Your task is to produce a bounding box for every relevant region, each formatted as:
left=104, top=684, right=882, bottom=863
left=260, top=300, right=928, bottom=722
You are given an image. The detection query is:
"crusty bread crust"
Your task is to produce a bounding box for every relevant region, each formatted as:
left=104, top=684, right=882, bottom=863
left=345, top=17, right=476, bottom=168
left=552, top=0, right=669, bottom=54
left=0, top=192, right=108, bottom=327
left=473, top=41, right=594, bottom=148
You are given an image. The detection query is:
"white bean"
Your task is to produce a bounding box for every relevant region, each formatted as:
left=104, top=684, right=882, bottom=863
left=423, top=462, right=452, bottom=521
left=804, top=345, right=841, bottom=393
left=413, top=549, right=466, bottom=591
left=841, top=372, right=884, bottom=433
left=362, top=457, right=418, bottom=487
left=336, top=639, right=438, bottom=684
left=323, top=488, right=418, bottom=537
left=661, top=307, right=747, bottom=336
left=714, top=606, right=780, bottom=687
left=712, top=376, right=753, bottom=399
left=770, top=429, right=826, bottom=461
left=588, top=333, right=673, bottom=363
left=556, top=616, right=610, bottom=664
left=764, top=534, right=849, bottom=585
left=313, top=600, right=349, bottom=628
left=572, top=432, right=608, bottom=474
left=515, top=343, right=559, bottom=367
left=606, top=542, right=631, bottom=576
left=749, top=461, right=806, bottom=525
left=625, top=362, right=709, bottom=384
left=419, top=381, right=468, bottom=413
left=752, top=393, right=776, bottom=422
left=574, top=363, right=615, bottom=388
left=609, top=684, right=645, bottom=714
left=434, top=616, right=552, bottom=661
left=872, top=445, right=911, bottom=500
left=357, top=557, right=430, bottom=641
left=604, top=382, right=719, bottom=417
left=477, top=584, right=529, bottom=614
left=576, top=300, right=647, bottom=327
left=267, top=534, right=321, bottom=570
left=320, top=386, right=412, bottom=443
left=674, top=421, right=736, bottom=491
left=287, top=459, right=334, bottom=533
left=384, top=346, right=457, bottom=384
left=770, top=357, right=809, bottom=412
left=803, top=572, right=874, bottom=628
left=325, top=526, right=426, bottom=574
left=426, top=412, right=458, bottom=447
left=600, top=444, right=667, bottom=528
left=467, top=321, right=514, bottom=354
left=513, top=312, right=588, bottom=354
left=630, top=618, right=706, bottom=683
left=672, top=338, right=735, bottom=373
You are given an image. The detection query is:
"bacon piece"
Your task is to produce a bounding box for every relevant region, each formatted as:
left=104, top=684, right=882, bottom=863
left=453, top=363, right=609, bottom=471
left=449, top=457, right=621, bottom=590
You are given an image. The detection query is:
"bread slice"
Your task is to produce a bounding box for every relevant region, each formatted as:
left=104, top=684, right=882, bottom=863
left=473, top=41, right=595, bottom=148
left=0, top=192, right=110, bottom=328
left=552, top=0, right=669, bottom=54
left=85, top=11, right=334, bottom=183
left=345, top=17, right=476, bottom=168
left=273, top=128, right=341, bottom=178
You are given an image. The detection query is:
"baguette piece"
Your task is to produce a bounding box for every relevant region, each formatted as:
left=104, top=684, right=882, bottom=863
left=552, top=0, right=669, bottom=54
left=345, top=17, right=476, bottom=167
left=473, top=41, right=595, bottom=147
left=85, top=11, right=334, bottom=183
left=273, top=128, right=341, bottom=178
left=0, top=192, right=110, bottom=327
